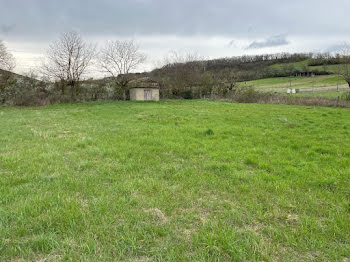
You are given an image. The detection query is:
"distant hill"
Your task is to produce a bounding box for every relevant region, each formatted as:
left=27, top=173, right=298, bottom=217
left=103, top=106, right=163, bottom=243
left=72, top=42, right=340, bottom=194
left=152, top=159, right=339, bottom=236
left=0, top=69, right=41, bottom=84
left=148, top=53, right=346, bottom=82
left=0, top=68, right=22, bottom=80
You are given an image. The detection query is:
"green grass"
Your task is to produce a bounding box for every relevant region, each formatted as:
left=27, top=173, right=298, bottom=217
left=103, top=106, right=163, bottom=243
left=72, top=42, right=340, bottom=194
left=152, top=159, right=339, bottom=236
left=1, top=101, right=350, bottom=261
left=240, top=73, right=349, bottom=100
left=282, top=90, right=348, bottom=99
left=269, top=60, right=350, bottom=74
left=269, top=59, right=311, bottom=70
left=308, top=64, right=350, bottom=74
left=242, top=75, right=347, bottom=91
left=242, top=76, right=303, bottom=86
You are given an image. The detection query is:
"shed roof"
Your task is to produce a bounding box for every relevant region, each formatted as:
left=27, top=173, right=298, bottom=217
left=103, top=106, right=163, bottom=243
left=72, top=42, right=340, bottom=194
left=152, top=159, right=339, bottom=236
left=128, top=77, right=160, bottom=89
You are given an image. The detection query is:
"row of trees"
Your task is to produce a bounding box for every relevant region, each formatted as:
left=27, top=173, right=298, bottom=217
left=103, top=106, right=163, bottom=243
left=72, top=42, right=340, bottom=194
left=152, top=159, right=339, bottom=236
left=0, top=32, right=147, bottom=103
left=39, top=31, right=146, bottom=100
left=1, top=33, right=350, bottom=104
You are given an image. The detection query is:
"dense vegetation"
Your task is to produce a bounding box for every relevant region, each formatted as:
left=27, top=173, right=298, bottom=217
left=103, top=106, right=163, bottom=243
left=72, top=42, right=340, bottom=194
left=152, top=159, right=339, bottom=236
left=149, top=52, right=350, bottom=99
left=150, top=52, right=343, bottom=83
left=1, top=101, right=349, bottom=261
left=1, top=52, right=350, bottom=105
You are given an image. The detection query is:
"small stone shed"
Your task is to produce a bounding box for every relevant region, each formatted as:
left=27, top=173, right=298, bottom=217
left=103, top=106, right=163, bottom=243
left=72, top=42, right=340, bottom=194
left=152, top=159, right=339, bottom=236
left=129, top=78, right=160, bottom=101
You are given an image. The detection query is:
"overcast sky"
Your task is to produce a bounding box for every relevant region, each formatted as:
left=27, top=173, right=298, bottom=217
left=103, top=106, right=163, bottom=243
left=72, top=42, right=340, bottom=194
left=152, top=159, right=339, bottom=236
left=1, top=0, right=350, bottom=75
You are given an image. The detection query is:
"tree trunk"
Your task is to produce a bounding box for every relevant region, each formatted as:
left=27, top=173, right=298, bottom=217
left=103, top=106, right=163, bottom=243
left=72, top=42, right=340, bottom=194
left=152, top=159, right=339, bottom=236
left=60, top=81, right=65, bottom=95
left=70, top=83, right=76, bottom=101
left=122, top=89, right=126, bottom=101
left=70, top=86, right=74, bottom=100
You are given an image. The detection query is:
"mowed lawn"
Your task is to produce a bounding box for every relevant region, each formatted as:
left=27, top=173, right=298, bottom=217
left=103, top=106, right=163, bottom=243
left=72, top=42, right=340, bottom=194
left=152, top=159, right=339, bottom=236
left=1, top=100, right=350, bottom=261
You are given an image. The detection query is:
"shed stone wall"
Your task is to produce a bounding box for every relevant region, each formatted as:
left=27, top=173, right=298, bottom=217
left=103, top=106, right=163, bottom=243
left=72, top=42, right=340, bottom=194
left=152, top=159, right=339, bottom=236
left=130, top=88, right=159, bottom=101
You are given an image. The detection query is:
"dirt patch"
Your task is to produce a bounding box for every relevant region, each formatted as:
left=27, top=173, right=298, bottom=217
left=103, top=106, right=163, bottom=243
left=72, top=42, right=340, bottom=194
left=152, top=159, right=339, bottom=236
left=143, top=208, right=168, bottom=224
left=132, top=256, right=151, bottom=262
left=286, top=214, right=299, bottom=224
left=34, top=254, right=62, bottom=262
left=183, top=229, right=193, bottom=241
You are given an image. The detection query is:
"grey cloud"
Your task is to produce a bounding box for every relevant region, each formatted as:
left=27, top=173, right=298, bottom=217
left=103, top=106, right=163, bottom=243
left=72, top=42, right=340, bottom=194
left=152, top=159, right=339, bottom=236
left=246, top=35, right=289, bottom=49
left=1, top=24, right=16, bottom=34
left=2, top=0, right=350, bottom=75
left=1, top=0, right=350, bottom=40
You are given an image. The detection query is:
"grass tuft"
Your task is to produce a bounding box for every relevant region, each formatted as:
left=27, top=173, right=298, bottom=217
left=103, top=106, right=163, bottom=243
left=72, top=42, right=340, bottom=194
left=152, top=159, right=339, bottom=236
left=204, top=129, right=214, bottom=136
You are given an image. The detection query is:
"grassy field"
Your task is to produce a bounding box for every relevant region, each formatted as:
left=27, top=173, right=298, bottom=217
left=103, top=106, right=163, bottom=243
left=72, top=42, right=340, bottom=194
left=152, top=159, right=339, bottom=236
left=269, top=60, right=350, bottom=74
left=242, top=75, right=350, bottom=99
left=243, top=75, right=347, bottom=90
left=1, top=101, right=350, bottom=261
left=269, top=59, right=311, bottom=70
left=282, top=90, right=349, bottom=99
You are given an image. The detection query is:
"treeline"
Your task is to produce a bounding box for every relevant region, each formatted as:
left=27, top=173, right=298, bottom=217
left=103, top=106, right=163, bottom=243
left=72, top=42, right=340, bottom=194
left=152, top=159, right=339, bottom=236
left=151, top=52, right=343, bottom=83
left=0, top=70, right=129, bottom=106
left=205, top=53, right=313, bottom=71
left=1, top=31, right=350, bottom=106
left=236, top=66, right=330, bottom=81
left=207, top=52, right=349, bottom=69
left=308, top=53, right=344, bottom=66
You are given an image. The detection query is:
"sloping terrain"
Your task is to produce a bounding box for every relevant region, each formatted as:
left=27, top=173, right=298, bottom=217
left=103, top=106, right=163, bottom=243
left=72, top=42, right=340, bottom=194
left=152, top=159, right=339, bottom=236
left=1, top=101, right=349, bottom=261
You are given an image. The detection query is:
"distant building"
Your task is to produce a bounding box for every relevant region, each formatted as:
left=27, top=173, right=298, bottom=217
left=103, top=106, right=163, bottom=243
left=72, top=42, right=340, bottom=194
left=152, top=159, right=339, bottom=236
left=129, top=77, right=160, bottom=101
left=286, top=88, right=300, bottom=94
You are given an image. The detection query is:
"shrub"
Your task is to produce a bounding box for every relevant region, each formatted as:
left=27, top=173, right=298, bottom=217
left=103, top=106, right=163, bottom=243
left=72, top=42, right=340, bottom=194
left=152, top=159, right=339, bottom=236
left=229, top=86, right=272, bottom=103
left=204, top=129, right=214, bottom=136
left=341, top=91, right=350, bottom=101
left=182, top=90, right=193, bottom=99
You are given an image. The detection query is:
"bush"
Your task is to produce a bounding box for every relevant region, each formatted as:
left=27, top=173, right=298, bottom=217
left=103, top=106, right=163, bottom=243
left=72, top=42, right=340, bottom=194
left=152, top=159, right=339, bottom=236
left=204, top=129, right=214, bottom=136
left=0, top=76, right=50, bottom=106
left=0, top=76, right=118, bottom=106
left=341, top=91, right=350, bottom=101
left=182, top=90, right=193, bottom=99
left=229, top=86, right=272, bottom=103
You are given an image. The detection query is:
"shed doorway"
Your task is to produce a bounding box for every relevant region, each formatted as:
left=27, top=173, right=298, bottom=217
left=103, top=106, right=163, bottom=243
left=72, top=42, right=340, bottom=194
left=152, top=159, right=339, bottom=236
left=144, top=90, right=152, bottom=100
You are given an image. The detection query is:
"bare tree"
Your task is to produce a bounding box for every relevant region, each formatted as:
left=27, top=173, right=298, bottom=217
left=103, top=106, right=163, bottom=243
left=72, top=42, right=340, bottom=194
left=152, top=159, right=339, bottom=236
left=0, top=40, right=16, bottom=71
left=339, top=42, right=350, bottom=88
left=99, top=40, right=146, bottom=100
left=219, top=68, right=239, bottom=90
left=41, top=31, right=96, bottom=98
left=163, top=50, right=203, bottom=65
left=159, top=50, right=207, bottom=98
